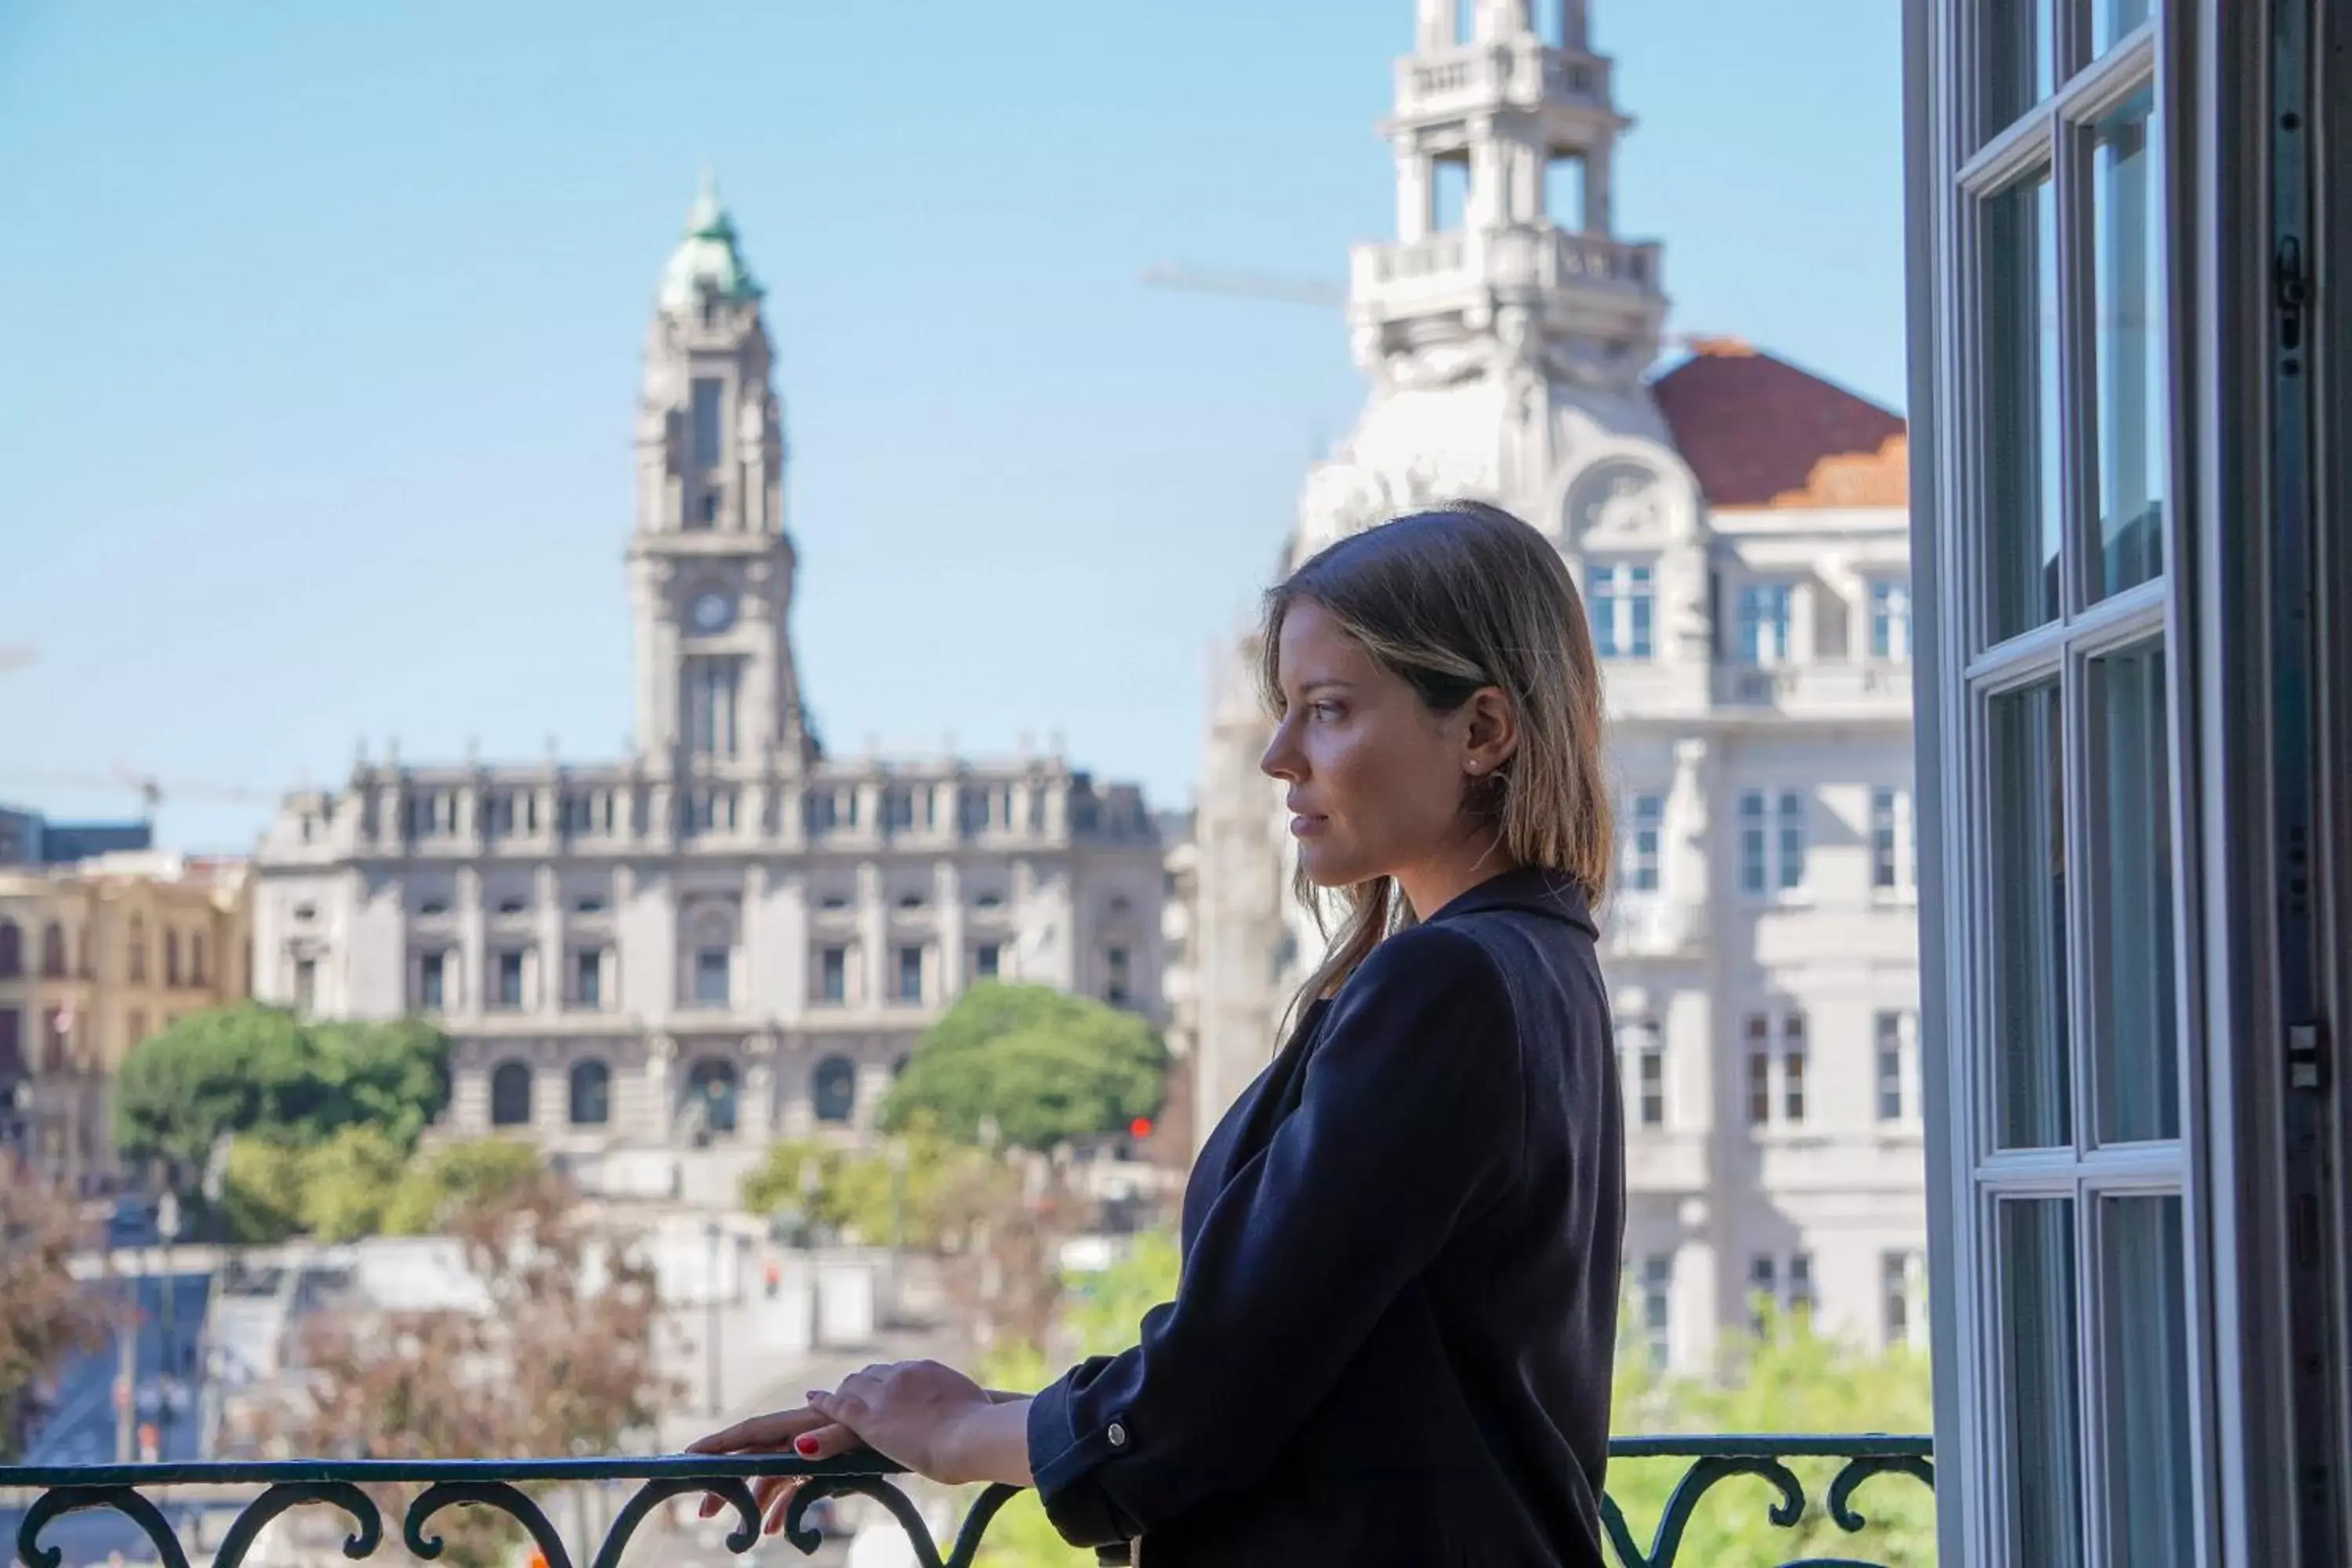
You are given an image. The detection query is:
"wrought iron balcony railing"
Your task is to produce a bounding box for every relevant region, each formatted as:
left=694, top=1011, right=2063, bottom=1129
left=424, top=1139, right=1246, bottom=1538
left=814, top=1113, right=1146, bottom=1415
left=2, top=1434, right=1933, bottom=1568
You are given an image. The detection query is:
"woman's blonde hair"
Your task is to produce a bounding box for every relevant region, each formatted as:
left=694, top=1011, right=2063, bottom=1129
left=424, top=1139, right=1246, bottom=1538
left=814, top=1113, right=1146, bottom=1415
left=1258, top=500, right=1612, bottom=1021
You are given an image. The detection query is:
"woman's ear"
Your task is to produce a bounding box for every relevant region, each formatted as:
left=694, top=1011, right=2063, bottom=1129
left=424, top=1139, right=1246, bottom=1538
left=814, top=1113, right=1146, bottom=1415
left=1463, top=687, right=1519, bottom=773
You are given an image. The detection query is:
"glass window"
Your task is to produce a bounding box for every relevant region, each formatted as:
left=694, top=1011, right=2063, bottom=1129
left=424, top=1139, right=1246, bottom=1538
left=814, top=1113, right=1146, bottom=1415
left=574, top=948, right=604, bottom=1010
left=895, top=944, right=924, bottom=1004
left=494, top=950, right=525, bottom=1010
left=695, top=947, right=730, bottom=1007
left=1106, top=946, right=1131, bottom=1006
left=2092, top=89, right=2166, bottom=598
left=812, top=1055, right=857, bottom=1123
left=2089, top=642, right=2177, bottom=1142
left=2100, top=1195, right=2195, bottom=1566
left=293, top=957, right=317, bottom=1011
left=1735, top=583, right=1794, bottom=665
left=1869, top=578, right=1913, bottom=660
left=419, top=951, right=446, bottom=1011
left=1628, top=793, right=1663, bottom=891
left=1980, top=0, right=2056, bottom=137
left=1586, top=562, right=1654, bottom=659
left=1983, top=167, right=2063, bottom=640
left=1991, top=681, right=2070, bottom=1147
left=818, top=946, right=848, bottom=1004
left=1788, top=1252, right=1814, bottom=1315
left=974, top=942, right=1000, bottom=980
left=1638, top=1035, right=1664, bottom=1127
left=1876, top=1010, right=1909, bottom=1121
left=490, top=1061, right=533, bottom=1127
left=682, top=657, right=742, bottom=759
left=1882, top=1250, right=1915, bottom=1347
left=1999, top=1198, right=2083, bottom=1567
left=190, top=932, right=209, bottom=986
left=1745, top=1015, right=1772, bottom=1125
left=568, top=1060, right=611, bottom=1127
left=1738, top=791, right=1768, bottom=894
left=2093, top=0, right=2152, bottom=56
left=690, top=376, right=724, bottom=468
left=1776, top=790, right=1806, bottom=891
left=1872, top=786, right=1904, bottom=889
left=1639, top=1254, right=1672, bottom=1370
left=687, top=1058, right=738, bottom=1136
left=1781, top=1014, right=1808, bottom=1123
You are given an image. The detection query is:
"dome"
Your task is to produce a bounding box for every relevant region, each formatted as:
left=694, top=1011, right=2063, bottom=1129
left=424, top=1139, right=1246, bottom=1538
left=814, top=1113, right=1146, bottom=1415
left=657, top=172, right=762, bottom=314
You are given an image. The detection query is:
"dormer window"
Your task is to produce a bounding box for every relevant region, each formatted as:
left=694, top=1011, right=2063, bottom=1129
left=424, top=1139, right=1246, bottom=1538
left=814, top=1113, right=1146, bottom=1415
left=496, top=897, right=527, bottom=916
left=896, top=891, right=926, bottom=911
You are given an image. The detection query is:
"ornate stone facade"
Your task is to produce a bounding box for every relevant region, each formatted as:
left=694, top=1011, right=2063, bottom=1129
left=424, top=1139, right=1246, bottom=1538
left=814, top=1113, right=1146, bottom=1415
left=249, top=181, right=1165, bottom=1167
left=1192, top=0, right=1924, bottom=1369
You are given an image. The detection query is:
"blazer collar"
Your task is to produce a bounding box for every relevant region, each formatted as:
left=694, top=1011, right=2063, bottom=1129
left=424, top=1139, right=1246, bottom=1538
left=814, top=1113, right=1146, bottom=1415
left=1421, top=864, right=1598, bottom=936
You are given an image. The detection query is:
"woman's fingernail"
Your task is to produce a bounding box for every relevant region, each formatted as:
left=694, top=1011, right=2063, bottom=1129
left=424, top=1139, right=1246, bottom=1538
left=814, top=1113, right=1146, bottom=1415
left=793, top=1434, right=820, bottom=1456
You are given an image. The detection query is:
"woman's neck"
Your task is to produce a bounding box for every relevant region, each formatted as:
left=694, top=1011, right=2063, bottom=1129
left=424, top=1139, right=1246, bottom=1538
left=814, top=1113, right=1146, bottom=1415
left=1396, top=836, right=1519, bottom=924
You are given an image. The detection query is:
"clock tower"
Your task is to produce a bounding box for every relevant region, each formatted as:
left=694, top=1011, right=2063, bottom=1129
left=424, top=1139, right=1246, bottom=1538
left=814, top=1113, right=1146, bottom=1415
left=628, top=174, right=814, bottom=775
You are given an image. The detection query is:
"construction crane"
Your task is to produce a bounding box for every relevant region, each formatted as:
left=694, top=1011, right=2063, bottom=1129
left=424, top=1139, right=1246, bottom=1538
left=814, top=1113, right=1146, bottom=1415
left=1141, top=262, right=1740, bottom=355
left=0, top=766, right=281, bottom=819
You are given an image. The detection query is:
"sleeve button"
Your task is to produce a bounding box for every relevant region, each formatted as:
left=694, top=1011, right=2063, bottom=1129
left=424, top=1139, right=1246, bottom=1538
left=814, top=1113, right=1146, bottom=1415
left=1106, top=1421, right=1128, bottom=1447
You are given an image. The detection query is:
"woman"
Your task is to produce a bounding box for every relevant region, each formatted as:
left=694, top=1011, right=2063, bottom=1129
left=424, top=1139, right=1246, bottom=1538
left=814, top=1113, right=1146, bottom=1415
left=693, top=502, right=1624, bottom=1566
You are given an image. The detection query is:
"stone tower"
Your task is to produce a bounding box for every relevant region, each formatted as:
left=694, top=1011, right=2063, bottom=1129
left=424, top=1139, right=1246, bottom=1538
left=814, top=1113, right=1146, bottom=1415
left=627, top=174, right=815, bottom=778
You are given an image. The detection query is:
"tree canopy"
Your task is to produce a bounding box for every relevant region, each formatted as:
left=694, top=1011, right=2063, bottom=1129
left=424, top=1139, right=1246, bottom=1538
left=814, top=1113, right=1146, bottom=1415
left=882, top=982, right=1167, bottom=1153
left=111, top=1004, right=450, bottom=1172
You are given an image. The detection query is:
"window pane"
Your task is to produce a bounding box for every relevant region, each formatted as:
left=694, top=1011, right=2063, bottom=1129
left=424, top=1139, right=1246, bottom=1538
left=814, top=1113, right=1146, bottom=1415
left=2092, top=89, right=2166, bottom=598
left=2100, top=1195, right=2195, bottom=1567
left=1983, top=169, right=2063, bottom=640
left=2087, top=642, right=2178, bottom=1142
left=1999, top=1197, right=2084, bottom=1568
left=1776, top=791, right=1806, bottom=891
left=1981, top=0, right=2056, bottom=135
left=1990, top=681, right=2071, bottom=1147
left=2094, top=0, right=2152, bottom=53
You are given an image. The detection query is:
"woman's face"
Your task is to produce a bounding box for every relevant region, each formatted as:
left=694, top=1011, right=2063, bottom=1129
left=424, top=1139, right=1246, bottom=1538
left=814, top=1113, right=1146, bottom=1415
left=1260, top=601, right=1498, bottom=891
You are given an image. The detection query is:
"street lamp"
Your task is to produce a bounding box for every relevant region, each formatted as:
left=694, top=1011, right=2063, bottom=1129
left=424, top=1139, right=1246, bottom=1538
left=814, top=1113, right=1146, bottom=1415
left=702, top=1219, right=723, bottom=1418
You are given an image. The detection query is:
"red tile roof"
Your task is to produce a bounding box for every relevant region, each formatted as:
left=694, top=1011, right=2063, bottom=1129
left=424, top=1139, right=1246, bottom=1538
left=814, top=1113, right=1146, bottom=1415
left=1651, top=339, right=1910, bottom=510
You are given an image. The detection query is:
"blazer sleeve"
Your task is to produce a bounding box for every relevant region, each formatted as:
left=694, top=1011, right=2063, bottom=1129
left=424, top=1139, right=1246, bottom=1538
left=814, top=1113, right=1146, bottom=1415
left=1025, top=924, right=1524, bottom=1547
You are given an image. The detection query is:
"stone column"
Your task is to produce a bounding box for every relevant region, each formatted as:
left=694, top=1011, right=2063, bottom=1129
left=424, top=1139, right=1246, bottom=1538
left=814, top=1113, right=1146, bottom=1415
left=535, top=863, right=563, bottom=1016
left=742, top=1031, right=777, bottom=1142
left=935, top=858, right=965, bottom=999
left=456, top=867, right=485, bottom=1017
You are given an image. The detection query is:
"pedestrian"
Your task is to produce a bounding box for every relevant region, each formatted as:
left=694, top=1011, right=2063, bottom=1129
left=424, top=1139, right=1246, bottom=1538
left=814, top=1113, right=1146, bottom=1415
left=692, top=503, right=1625, bottom=1566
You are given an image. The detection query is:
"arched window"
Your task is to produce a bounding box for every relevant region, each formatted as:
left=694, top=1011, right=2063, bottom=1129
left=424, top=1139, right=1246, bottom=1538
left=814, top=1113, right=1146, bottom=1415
left=812, top=1055, right=857, bottom=1124
left=165, top=931, right=182, bottom=988
left=0, top=920, right=20, bottom=980
left=125, top=916, right=147, bottom=983
left=39, top=923, right=66, bottom=979
left=686, top=1058, right=739, bottom=1135
left=568, top=1060, right=612, bottom=1127
left=489, top=1061, right=534, bottom=1127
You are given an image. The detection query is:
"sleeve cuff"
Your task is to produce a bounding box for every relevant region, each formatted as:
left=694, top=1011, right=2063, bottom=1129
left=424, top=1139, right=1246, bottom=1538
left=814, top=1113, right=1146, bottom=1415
left=1026, top=1365, right=1143, bottom=1548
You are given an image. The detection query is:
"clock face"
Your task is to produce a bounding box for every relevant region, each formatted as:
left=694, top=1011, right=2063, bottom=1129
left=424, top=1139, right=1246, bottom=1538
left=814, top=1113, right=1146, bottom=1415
left=688, top=590, right=736, bottom=635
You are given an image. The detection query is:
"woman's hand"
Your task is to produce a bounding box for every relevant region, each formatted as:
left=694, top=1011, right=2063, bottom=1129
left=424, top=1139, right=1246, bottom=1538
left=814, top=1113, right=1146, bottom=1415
left=803, top=1359, right=1001, bottom=1485
left=686, top=1403, right=869, bottom=1537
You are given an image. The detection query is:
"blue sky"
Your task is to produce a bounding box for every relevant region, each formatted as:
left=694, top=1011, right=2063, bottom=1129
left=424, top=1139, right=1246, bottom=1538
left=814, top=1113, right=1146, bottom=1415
left=0, top=2, right=1907, bottom=852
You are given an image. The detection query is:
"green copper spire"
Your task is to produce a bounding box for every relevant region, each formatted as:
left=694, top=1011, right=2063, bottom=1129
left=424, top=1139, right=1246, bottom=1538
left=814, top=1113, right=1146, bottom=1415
left=658, top=169, right=762, bottom=314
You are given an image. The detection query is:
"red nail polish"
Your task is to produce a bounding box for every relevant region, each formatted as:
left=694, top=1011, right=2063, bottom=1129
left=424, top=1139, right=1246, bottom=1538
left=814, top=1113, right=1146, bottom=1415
left=794, top=1435, right=820, bottom=1456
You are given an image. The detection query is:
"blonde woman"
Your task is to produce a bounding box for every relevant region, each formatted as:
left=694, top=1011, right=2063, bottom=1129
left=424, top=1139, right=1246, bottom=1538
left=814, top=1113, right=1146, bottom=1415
left=696, top=503, right=1624, bottom=1566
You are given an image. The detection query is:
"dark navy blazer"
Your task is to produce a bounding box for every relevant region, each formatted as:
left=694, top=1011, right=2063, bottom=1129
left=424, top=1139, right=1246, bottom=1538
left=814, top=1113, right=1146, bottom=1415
left=1026, top=866, right=1625, bottom=1566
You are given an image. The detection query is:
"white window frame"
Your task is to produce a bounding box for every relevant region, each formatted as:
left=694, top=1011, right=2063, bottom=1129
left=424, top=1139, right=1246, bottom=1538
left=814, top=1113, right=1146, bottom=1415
left=1872, top=785, right=1919, bottom=895
left=1735, top=580, right=1798, bottom=666
left=1737, top=788, right=1811, bottom=899
left=1624, top=791, right=1664, bottom=891
left=1907, top=2, right=2237, bottom=1564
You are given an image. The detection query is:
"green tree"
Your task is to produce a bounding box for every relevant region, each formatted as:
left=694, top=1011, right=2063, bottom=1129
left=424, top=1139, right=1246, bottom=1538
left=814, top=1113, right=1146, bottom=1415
left=884, top=983, right=1166, bottom=1153
left=216, top=1136, right=308, bottom=1244
left=301, top=1123, right=409, bottom=1241
left=111, top=1004, right=449, bottom=1171
left=1605, top=1303, right=1936, bottom=1567
left=742, top=1116, right=1000, bottom=1250
left=380, top=1138, right=544, bottom=1236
